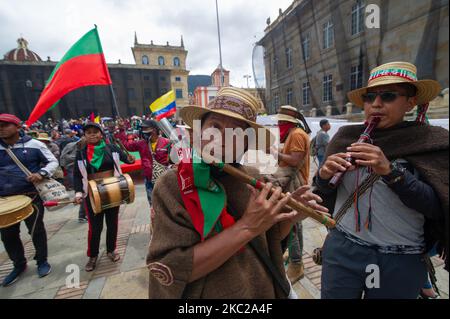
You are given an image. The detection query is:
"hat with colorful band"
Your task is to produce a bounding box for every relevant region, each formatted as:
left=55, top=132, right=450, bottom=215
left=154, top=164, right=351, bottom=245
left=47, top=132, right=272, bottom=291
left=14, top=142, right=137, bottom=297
left=347, top=61, right=441, bottom=107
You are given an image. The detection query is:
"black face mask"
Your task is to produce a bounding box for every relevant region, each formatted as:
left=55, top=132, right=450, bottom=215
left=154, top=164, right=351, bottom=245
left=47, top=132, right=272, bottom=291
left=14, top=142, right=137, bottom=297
left=141, top=132, right=151, bottom=140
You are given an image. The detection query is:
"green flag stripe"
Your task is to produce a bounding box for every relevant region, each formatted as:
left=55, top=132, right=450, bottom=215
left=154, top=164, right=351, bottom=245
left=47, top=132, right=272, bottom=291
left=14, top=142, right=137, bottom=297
left=46, top=28, right=103, bottom=85
left=192, top=152, right=227, bottom=238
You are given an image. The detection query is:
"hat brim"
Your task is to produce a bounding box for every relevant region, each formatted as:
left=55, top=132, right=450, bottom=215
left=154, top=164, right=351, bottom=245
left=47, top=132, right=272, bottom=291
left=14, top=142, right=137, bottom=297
left=37, top=138, right=51, bottom=142
left=348, top=79, right=442, bottom=107
left=180, top=106, right=276, bottom=151
left=276, top=114, right=300, bottom=124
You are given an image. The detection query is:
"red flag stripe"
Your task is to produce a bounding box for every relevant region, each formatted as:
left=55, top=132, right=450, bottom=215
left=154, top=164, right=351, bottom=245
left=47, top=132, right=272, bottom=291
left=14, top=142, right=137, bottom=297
left=27, top=53, right=112, bottom=125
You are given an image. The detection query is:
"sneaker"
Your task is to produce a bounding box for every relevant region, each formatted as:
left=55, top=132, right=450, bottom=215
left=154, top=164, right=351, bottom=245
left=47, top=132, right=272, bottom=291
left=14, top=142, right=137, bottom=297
left=37, top=261, right=52, bottom=278
left=286, top=261, right=304, bottom=284
left=2, top=265, right=27, bottom=287
left=85, top=257, right=97, bottom=272
left=78, top=217, right=88, bottom=223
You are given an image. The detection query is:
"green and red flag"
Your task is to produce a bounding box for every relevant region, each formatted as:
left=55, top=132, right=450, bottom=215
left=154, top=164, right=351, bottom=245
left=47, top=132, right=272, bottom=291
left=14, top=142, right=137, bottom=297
left=26, top=26, right=112, bottom=126
left=177, top=150, right=236, bottom=241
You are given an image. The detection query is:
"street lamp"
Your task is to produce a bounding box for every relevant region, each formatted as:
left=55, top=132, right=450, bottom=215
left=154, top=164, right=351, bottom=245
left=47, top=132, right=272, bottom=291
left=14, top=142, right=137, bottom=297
left=243, top=75, right=252, bottom=88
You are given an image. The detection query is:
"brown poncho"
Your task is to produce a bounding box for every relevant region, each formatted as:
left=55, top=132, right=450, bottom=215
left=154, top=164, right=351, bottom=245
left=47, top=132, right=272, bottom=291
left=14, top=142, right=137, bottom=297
left=146, top=166, right=289, bottom=299
left=314, top=121, right=449, bottom=270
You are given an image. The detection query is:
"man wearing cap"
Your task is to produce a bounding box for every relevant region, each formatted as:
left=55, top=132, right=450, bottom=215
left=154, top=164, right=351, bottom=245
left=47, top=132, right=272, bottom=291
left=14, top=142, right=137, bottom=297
left=272, top=105, right=312, bottom=285
left=116, top=119, right=170, bottom=205
left=56, top=128, right=79, bottom=153
left=0, top=113, right=59, bottom=286
left=146, top=87, right=328, bottom=298
left=314, top=61, right=448, bottom=298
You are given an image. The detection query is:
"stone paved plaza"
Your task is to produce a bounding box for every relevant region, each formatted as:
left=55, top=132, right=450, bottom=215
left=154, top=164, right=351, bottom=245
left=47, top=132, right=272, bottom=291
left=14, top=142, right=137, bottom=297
left=0, top=170, right=448, bottom=299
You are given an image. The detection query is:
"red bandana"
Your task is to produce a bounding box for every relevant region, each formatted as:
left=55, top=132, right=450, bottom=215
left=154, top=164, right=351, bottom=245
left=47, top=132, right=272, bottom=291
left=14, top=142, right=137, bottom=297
left=278, top=122, right=296, bottom=142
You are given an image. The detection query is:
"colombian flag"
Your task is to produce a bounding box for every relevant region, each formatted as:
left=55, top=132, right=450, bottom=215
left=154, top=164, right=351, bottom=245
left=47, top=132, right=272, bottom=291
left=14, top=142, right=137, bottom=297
left=150, top=90, right=176, bottom=121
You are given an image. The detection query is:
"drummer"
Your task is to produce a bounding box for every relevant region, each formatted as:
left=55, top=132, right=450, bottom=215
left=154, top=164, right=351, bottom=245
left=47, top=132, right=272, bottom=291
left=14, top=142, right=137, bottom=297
left=0, top=113, right=58, bottom=287
left=73, top=122, right=135, bottom=272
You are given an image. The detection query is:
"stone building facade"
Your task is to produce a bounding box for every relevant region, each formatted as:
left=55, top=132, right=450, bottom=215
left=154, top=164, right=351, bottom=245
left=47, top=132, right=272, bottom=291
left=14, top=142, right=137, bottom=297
left=0, top=37, right=172, bottom=120
left=259, top=0, right=449, bottom=115
left=132, top=34, right=190, bottom=115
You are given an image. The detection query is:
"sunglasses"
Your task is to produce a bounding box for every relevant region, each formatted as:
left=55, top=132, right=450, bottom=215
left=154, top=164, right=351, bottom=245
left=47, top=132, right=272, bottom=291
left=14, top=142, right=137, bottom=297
left=362, top=91, right=408, bottom=103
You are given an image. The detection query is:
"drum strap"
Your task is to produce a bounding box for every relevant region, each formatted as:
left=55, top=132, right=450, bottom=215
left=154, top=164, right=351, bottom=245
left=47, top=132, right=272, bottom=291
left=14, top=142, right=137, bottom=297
left=77, top=160, right=89, bottom=196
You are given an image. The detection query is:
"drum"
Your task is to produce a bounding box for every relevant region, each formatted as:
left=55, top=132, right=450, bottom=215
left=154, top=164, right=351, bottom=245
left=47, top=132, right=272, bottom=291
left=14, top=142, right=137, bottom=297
left=0, top=195, right=34, bottom=229
left=88, top=174, right=135, bottom=214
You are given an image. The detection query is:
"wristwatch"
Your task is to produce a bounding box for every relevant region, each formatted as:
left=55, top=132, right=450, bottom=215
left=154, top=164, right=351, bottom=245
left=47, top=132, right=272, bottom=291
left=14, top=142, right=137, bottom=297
left=381, top=161, right=406, bottom=185
left=38, top=169, right=49, bottom=178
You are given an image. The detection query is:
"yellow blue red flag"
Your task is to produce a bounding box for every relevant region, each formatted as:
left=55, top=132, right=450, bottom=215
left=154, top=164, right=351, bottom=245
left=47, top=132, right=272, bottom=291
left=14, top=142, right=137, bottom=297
left=150, top=90, right=176, bottom=120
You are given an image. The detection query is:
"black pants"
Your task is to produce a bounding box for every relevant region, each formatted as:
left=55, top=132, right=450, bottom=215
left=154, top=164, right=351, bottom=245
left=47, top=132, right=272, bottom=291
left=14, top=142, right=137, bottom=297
left=84, top=199, right=119, bottom=258
left=321, top=229, right=428, bottom=299
left=0, top=197, right=48, bottom=268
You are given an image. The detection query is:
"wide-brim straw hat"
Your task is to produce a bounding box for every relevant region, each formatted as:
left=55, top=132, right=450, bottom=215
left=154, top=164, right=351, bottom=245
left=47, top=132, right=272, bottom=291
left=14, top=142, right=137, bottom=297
left=276, top=105, right=303, bottom=124
left=180, top=87, right=275, bottom=151
left=36, top=133, right=51, bottom=142
left=348, top=61, right=441, bottom=107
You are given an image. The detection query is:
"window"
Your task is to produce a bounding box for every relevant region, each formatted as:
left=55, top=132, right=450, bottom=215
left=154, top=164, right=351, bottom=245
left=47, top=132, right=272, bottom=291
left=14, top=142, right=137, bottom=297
left=302, top=82, right=311, bottom=105
left=285, top=48, right=293, bottom=69
left=273, top=92, right=280, bottom=109
left=127, top=74, right=133, bottom=80
left=127, top=88, right=136, bottom=100
left=286, top=88, right=293, bottom=105
left=351, top=1, right=365, bottom=35
left=323, top=21, right=334, bottom=49
left=160, top=88, right=168, bottom=95
left=158, top=56, right=165, bottom=66
left=160, top=76, right=166, bottom=81
left=144, top=89, right=152, bottom=99
left=176, top=89, right=183, bottom=99
left=302, top=34, right=310, bottom=61
left=142, top=55, right=149, bottom=65
left=173, top=57, right=181, bottom=67
left=143, top=75, right=150, bottom=81
left=175, top=76, right=181, bottom=82
left=350, top=64, right=363, bottom=90
left=323, top=74, right=333, bottom=102
left=272, top=54, right=278, bottom=74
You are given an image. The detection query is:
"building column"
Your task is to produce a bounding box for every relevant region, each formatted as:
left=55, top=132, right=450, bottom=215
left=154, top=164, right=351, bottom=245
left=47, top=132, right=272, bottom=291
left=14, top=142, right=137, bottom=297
left=443, top=88, right=449, bottom=106
left=310, top=108, right=317, bottom=117
left=326, top=105, right=332, bottom=117
left=346, top=102, right=353, bottom=116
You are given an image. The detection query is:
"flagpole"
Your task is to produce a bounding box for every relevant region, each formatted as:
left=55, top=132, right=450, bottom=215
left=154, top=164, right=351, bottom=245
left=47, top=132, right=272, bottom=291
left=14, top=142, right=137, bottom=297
left=109, top=85, right=120, bottom=118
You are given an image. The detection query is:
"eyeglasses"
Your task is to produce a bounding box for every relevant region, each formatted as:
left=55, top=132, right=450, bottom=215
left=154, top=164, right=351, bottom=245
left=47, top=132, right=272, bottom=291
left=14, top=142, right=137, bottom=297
left=361, top=91, right=408, bottom=103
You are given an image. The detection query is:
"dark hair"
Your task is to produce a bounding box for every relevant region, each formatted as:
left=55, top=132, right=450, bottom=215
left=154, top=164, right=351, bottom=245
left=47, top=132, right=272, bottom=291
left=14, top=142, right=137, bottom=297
left=320, top=119, right=329, bottom=128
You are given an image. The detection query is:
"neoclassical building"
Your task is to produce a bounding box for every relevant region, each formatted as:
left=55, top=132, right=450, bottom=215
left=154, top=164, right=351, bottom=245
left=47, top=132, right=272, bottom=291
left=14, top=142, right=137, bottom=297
left=0, top=37, right=175, bottom=119
left=132, top=34, right=190, bottom=115
left=259, top=0, right=449, bottom=115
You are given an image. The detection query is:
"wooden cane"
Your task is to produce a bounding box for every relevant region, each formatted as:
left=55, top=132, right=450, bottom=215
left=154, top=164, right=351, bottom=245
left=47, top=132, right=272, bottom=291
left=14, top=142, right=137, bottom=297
left=201, top=153, right=336, bottom=228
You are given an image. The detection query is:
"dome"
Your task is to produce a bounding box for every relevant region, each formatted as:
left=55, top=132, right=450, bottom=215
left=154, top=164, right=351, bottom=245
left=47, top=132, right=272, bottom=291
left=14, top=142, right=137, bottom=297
left=4, top=38, right=42, bottom=62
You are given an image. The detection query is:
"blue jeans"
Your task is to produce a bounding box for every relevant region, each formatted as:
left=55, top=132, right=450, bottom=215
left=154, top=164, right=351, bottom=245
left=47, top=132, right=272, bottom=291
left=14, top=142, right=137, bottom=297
left=145, top=178, right=154, bottom=205
left=317, top=155, right=325, bottom=167
left=288, top=222, right=303, bottom=263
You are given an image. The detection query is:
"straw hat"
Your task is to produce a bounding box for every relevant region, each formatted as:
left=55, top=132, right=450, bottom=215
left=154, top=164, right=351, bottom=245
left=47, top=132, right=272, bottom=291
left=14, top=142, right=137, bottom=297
left=348, top=61, right=441, bottom=107
left=276, top=105, right=302, bottom=124
left=36, top=132, right=51, bottom=142
left=180, top=87, right=274, bottom=150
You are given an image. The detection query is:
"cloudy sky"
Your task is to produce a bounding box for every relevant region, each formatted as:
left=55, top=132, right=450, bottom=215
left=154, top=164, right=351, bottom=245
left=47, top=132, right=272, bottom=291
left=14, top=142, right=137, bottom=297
left=0, top=0, right=293, bottom=87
